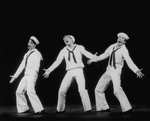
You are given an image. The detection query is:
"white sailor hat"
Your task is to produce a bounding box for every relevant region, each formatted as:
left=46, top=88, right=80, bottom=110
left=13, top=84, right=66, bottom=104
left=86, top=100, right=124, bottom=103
left=30, top=36, right=40, bottom=45
left=63, top=35, right=75, bottom=43
left=117, top=32, right=129, bottom=40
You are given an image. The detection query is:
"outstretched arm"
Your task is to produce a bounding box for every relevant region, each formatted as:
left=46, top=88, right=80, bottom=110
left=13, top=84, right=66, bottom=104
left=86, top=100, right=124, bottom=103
left=87, top=52, right=109, bottom=64
left=123, top=48, right=144, bottom=78
left=87, top=45, right=112, bottom=64
left=80, top=46, right=95, bottom=59
left=96, top=53, right=109, bottom=61
left=10, top=55, right=26, bottom=83
left=43, top=59, right=62, bottom=78
left=43, top=50, right=64, bottom=78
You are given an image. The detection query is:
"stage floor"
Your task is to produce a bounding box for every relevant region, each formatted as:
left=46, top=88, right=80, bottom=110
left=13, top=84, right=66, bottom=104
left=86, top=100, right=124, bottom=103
left=0, top=105, right=150, bottom=121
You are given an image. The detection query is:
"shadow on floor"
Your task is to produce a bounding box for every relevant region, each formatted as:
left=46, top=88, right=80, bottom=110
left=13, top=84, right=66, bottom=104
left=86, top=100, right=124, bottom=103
left=0, top=105, right=150, bottom=121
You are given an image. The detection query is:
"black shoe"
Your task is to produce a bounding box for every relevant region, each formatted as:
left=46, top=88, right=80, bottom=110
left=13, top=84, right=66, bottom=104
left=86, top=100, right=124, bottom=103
left=123, top=109, right=133, bottom=114
left=97, top=108, right=110, bottom=112
left=20, top=109, right=30, bottom=114
left=34, top=110, right=45, bottom=115
left=55, top=110, right=66, bottom=114
left=85, top=110, right=92, bottom=114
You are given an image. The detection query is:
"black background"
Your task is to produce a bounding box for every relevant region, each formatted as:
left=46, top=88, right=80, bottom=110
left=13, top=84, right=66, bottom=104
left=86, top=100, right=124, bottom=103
left=0, top=1, right=149, bottom=107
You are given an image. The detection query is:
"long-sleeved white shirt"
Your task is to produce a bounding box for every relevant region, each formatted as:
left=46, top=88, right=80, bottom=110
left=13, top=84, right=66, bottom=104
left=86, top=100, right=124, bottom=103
left=48, top=44, right=94, bottom=71
left=98, top=43, right=139, bottom=73
left=14, top=48, right=43, bottom=78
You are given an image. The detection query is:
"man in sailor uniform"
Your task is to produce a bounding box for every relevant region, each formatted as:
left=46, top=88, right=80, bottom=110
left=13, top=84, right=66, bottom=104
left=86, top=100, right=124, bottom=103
left=10, top=36, right=45, bottom=115
left=88, top=32, right=144, bottom=113
left=43, top=35, right=96, bottom=113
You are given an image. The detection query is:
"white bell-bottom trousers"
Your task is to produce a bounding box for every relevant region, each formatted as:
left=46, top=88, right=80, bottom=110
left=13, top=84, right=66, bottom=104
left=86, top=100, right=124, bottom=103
left=16, top=74, right=44, bottom=113
left=57, top=68, right=92, bottom=112
left=95, top=66, right=132, bottom=112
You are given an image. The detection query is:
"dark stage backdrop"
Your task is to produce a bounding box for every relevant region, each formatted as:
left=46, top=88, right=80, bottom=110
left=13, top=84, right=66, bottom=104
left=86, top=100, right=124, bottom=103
left=0, top=1, right=149, bottom=107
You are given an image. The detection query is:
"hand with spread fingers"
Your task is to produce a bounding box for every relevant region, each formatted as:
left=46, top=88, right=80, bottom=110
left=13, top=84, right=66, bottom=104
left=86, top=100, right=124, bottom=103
left=136, top=68, right=145, bottom=78
left=9, top=75, right=16, bottom=84
left=87, top=52, right=98, bottom=64
left=43, top=69, right=51, bottom=78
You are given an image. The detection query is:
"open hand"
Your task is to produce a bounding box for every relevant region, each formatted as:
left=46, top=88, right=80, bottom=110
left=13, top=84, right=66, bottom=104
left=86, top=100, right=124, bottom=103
left=87, top=59, right=94, bottom=64
left=43, top=69, right=51, bottom=78
left=10, top=75, right=16, bottom=83
left=136, top=68, right=145, bottom=78
left=87, top=52, right=98, bottom=64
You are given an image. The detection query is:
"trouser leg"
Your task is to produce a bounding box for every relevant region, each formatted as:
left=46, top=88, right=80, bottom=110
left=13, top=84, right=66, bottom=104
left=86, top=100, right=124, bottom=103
left=95, top=72, right=111, bottom=111
left=111, top=71, right=132, bottom=112
left=26, top=75, right=44, bottom=113
left=57, top=71, right=73, bottom=112
left=16, top=77, right=29, bottom=113
left=76, top=69, right=91, bottom=111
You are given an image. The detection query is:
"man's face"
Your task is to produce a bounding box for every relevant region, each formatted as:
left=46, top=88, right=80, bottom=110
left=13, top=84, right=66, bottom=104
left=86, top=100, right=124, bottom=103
left=64, top=36, right=73, bottom=46
left=117, top=36, right=126, bottom=47
left=28, top=40, right=36, bottom=50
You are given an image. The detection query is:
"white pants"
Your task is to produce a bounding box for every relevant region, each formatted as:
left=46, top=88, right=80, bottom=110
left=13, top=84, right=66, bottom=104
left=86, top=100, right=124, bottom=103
left=57, top=68, right=92, bottom=112
left=16, top=73, right=44, bottom=113
left=95, top=66, right=132, bottom=112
